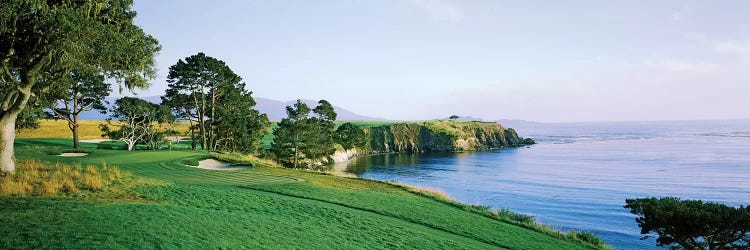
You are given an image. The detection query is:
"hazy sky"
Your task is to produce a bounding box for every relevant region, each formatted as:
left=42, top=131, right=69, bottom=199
left=131, top=0, right=750, bottom=122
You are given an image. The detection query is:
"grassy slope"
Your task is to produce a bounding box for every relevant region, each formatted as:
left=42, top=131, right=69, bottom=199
left=1, top=138, right=602, bottom=249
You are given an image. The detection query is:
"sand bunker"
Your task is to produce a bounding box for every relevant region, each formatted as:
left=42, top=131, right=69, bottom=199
left=59, top=153, right=88, bottom=157
left=193, top=159, right=247, bottom=171
left=166, top=136, right=189, bottom=143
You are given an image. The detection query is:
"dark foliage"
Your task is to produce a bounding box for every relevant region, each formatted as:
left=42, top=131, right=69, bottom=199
left=272, top=100, right=338, bottom=168
left=335, top=122, right=366, bottom=150
left=625, top=197, right=750, bottom=249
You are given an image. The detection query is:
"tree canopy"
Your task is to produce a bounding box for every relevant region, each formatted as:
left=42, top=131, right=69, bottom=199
left=625, top=197, right=750, bottom=249
left=163, top=53, right=268, bottom=153
left=335, top=122, right=366, bottom=150
left=272, top=100, right=338, bottom=168
left=49, top=70, right=110, bottom=149
left=0, top=0, right=160, bottom=172
left=101, top=97, right=173, bottom=151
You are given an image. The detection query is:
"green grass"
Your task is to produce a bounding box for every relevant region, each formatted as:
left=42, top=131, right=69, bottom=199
left=1, top=138, right=608, bottom=249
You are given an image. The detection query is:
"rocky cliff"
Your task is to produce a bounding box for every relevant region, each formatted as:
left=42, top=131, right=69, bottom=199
left=361, top=121, right=534, bottom=154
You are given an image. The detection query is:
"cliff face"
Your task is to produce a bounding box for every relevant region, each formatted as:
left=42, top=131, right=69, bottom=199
left=361, top=121, right=534, bottom=154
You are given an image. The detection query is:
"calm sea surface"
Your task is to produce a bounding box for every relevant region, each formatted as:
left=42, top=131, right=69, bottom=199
left=342, top=120, right=750, bottom=249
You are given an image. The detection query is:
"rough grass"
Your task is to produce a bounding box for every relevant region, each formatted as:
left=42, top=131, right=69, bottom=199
left=0, top=159, right=156, bottom=200
left=2, top=138, right=609, bottom=249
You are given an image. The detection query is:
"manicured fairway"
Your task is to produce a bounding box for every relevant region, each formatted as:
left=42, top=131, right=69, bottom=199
left=1, top=138, right=607, bottom=249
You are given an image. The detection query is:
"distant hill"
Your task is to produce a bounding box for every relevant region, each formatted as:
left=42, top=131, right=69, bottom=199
left=255, top=97, right=382, bottom=121
left=78, top=96, right=381, bottom=121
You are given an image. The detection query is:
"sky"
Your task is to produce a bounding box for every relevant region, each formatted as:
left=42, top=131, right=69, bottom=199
left=130, top=0, right=750, bottom=122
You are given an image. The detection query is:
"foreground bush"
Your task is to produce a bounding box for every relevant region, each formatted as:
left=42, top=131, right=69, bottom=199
left=0, top=160, right=143, bottom=198
left=625, top=197, right=750, bottom=249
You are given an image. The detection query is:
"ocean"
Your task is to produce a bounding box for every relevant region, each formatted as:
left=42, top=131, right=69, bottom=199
left=343, top=120, right=750, bottom=249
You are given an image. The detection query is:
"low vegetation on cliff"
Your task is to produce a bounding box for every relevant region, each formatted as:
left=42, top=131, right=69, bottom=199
left=360, top=120, right=534, bottom=154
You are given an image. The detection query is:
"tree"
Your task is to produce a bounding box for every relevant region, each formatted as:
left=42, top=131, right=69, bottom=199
left=15, top=102, right=50, bottom=131
left=100, top=97, right=173, bottom=151
left=271, top=100, right=338, bottom=168
left=163, top=53, right=243, bottom=151
left=306, top=100, right=337, bottom=160
left=335, top=122, right=366, bottom=150
left=212, top=82, right=269, bottom=153
left=161, top=88, right=198, bottom=150
left=49, top=71, right=110, bottom=149
left=271, top=100, right=313, bottom=168
left=0, top=0, right=160, bottom=173
left=449, top=115, right=460, bottom=120
left=625, top=197, right=750, bottom=249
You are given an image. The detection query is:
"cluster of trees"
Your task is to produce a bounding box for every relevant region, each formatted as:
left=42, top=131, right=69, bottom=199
left=1, top=0, right=160, bottom=173
left=161, top=53, right=269, bottom=153
left=271, top=100, right=337, bottom=168
left=0, top=1, right=273, bottom=172
left=99, top=97, right=174, bottom=151
left=99, top=53, right=270, bottom=153
left=0, top=0, right=364, bottom=173
left=270, top=100, right=367, bottom=168
left=625, top=197, right=750, bottom=249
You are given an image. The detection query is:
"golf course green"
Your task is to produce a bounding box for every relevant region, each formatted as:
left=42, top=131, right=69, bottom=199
left=0, top=138, right=608, bottom=249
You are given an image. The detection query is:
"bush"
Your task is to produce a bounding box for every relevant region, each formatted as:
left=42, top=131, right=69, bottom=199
left=82, top=173, right=103, bottom=191
left=39, top=180, right=63, bottom=195
left=493, top=208, right=535, bottom=224
left=0, top=176, right=31, bottom=196
left=62, top=178, right=78, bottom=194
left=0, top=160, right=133, bottom=198
left=625, top=197, right=750, bottom=249
left=573, top=231, right=606, bottom=246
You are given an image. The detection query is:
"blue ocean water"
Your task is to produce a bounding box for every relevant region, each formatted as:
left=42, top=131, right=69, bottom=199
left=343, top=120, right=750, bottom=249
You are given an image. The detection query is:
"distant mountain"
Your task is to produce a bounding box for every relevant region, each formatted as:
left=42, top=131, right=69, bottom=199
left=78, top=96, right=381, bottom=121
left=256, top=98, right=381, bottom=121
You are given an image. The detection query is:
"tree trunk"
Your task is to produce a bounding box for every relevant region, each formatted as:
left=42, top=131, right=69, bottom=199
left=293, top=132, right=298, bottom=169
left=0, top=84, right=33, bottom=174
left=72, top=125, right=79, bottom=149
left=209, top=87, right=216, bottom=151
left=199, top=118, right=206, bottom=150
left=72, top=114, right=80, bottom=149
left=0, top=114, right=18, bottom=173
left=126, top=141, right=134, bottom=151
left=189, top=121, right=196, bottom=150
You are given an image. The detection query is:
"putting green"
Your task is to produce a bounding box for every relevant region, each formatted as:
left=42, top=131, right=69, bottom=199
left=13, top=138, right=302, bottom=186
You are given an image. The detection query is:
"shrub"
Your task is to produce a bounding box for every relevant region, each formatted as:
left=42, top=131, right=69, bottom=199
left=625, top=197, right=750, bottom=249
left=0, top=176, right=31, bottom=196
left=85, top=165, right=100, bottom=175
left=493, top=208, right=535, bottom=224
left=105, top=167, right=122, bottom=182
left=62, top=178, right=79, bottom=194
left=82, top=173, right=103, bottom=191
left=39, top=179, right=63, bottom=195
left=574, top=232, right=606, bottom=246
left=0, top=160, right=139, bottom=197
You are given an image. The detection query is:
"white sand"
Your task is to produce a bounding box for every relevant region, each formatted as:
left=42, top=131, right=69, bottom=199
left=80, top=139, right=112, bottom=143
left=59, top=153, right=88, bottom=157
left=166, top=136, right=190, bottom=142
left=193, top=159, right=247, bottom=171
